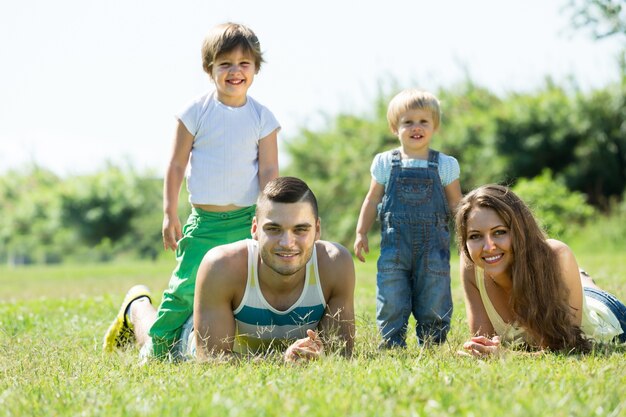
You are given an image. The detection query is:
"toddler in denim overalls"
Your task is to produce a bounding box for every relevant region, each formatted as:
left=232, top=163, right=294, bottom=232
left=354, top=89, right=463, bottom=348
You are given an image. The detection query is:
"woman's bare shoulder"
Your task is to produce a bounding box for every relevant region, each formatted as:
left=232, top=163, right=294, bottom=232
left=546, top=238, right=573, bottom=255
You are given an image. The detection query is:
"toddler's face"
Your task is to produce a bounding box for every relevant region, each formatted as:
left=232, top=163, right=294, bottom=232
left=394, top=108, right=436, bottom=159
left=211, top=47, right=257, bottom=107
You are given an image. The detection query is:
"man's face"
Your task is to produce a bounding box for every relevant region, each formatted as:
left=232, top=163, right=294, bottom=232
left=252, top=201, right=320, bottom=276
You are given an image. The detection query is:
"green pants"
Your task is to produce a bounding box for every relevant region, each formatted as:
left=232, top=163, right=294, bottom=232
left=149, top=205, right=255, bottom=358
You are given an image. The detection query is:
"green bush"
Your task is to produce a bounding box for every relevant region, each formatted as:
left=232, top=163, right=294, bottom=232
left=512, top=169, right=596, bottom=240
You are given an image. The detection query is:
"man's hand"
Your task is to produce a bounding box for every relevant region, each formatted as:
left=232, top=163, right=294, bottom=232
left=458, top=335, right=501, bottom=357
left=284, top=329, right=324, bottom=363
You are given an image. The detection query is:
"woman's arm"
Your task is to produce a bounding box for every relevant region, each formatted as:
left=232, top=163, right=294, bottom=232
left=547, top=239, right=584, bottom=327
left=459, top=256, right=502, bottom=357
left=460, top=253, right=496, bottom=336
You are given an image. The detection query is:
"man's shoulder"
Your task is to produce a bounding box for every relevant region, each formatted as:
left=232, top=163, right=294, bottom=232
left=315, top=240, right=355, bottom=298
left=315, top=241, right=354, bottom=273
left=202, top=239, right=249, bottom=283
left=315, top=240, right=349, bottom=259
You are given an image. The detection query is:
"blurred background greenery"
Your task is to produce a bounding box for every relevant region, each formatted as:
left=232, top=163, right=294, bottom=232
left=2, top=0, right=625, bottom=265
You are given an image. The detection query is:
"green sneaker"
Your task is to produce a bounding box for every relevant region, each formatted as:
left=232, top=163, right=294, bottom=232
left=103, top=285, right=152, bottom=352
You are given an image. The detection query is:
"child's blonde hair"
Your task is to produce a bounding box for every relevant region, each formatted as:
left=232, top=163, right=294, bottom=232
left=201, top=22, right=264, bottom=76
left=386, top=89, right=441, bottom=132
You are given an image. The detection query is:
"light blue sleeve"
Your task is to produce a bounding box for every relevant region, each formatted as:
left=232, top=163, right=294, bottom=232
left=370, top=152, right=391, bottom=186
left=438, top=154, right=460, bottom=186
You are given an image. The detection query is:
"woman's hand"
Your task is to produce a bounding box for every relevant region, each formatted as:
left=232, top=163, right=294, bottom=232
left=458, top=335, right=501, bottom=357
left=284, top=329, right=324, bottom=363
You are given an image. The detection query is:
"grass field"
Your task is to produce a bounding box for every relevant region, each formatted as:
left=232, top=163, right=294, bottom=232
left=1, top=250, right=625, bottom=417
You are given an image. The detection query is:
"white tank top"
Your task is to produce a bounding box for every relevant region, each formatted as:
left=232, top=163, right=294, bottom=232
left=232, top=239, right=327, bottom=354
left=475, top=267, right=622, bottom=344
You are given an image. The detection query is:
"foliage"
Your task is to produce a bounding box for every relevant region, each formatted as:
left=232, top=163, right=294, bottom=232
left=511, top=169, right=596, bottom=240
left=492, top=82, right=582, bottom=183
left=284, top=95, right=395, bottom=245
left=437, top=81, right=504, bottom=188
left=563, top=79, right=626, bottom=208
left=285, top=76, right=626, bottom=246
left=0, top=165, right=64, bottom=264
left=567, top=0, right=626, bottom=39
left=59, top=165, right=164, bottom=262
left=3, top=66, right=626, bottom=260
left=0, top=256, right=624, bottom=417
left=568, top=189, right=626, bottom=254
left=0, top=164, right=166, bottom=265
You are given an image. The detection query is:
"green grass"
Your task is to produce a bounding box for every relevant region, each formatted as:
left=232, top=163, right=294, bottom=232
left=1, top=251, right=625, bottom=417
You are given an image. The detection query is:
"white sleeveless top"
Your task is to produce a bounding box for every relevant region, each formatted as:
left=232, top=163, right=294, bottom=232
left=475, top=267, right=622, bottom=344
left=232, top=239, right=327, bottom=354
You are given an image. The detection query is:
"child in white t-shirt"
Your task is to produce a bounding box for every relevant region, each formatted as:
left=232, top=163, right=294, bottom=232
left=104, top=22, right=280, bottom=359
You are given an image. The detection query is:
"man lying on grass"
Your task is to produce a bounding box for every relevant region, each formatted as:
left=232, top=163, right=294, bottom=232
left=104, top=177, right=355, bottom=362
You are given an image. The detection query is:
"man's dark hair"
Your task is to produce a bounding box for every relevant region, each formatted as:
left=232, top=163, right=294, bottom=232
left=257, top=177, right=318, bottom=218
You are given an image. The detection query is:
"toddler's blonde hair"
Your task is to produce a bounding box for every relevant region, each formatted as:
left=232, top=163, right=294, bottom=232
left=387, top=89, right=441, bottom=132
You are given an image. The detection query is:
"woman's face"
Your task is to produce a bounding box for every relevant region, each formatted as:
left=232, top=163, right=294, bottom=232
left=465, top=206, right=513, bottom=279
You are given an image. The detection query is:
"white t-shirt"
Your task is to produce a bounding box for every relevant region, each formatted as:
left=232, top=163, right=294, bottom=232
left=177, top=92, right=280, bottom=206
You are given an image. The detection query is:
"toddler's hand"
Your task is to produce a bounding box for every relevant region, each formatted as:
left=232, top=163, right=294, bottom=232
left=354, top=234, right=369, bottom=263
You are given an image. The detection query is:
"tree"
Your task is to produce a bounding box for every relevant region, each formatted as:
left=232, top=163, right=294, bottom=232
left=59, top=163, right=163, bottom=261
left=437, top=81, right=503, bottom=190
left=568, top=0, right=626, bottom=40
left=284, top=83, right=505, bottom=245
left=283, top=76, right=626, bottom=248
left=492, top=81, right=583, bottom=183
left=563, top=79, right=626, bottom=208
left=512, top=169, right=595, bottom=239
left=0, top=165, right=64, bottom=265
left=285, top=96, right=394, bottom=245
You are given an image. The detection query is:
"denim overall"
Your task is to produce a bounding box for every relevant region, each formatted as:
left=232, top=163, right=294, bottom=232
left=376, top=149, right=453, bottom=347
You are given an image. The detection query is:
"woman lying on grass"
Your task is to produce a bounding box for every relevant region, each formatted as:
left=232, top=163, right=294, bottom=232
left=456, top=184, right=626, bottom=357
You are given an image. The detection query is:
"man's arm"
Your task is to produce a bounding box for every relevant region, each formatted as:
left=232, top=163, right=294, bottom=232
left=317, top=242, right=356, bottom=357
left=193, top=243, right=247, bottom=361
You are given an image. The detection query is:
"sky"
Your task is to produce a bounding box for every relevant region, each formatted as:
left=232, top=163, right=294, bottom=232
left=0, top=0, right=623, bottom=176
